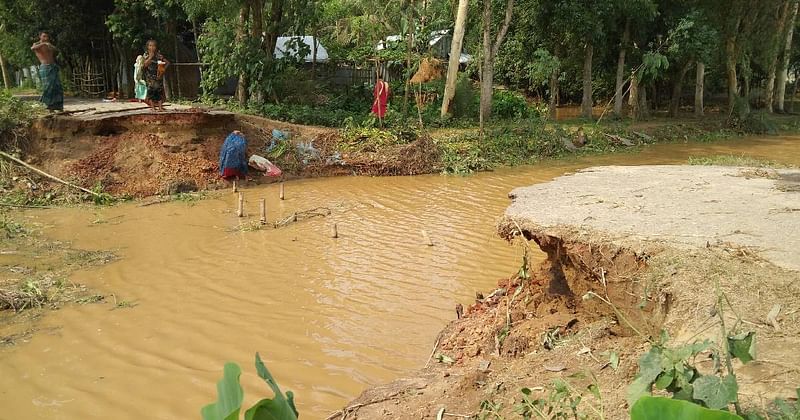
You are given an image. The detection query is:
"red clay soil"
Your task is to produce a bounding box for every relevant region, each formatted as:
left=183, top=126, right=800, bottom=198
left=22, top=111, right=317, bottom=198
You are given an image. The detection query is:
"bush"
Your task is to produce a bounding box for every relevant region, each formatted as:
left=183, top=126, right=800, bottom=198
left=451, top=75, right=479, bottom=119
left=492, top=90, right=528, bottom=119
left=0, top=91, right=38, bottom=151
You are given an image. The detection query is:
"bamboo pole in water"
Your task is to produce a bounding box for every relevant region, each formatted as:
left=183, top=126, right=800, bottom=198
left=279, top=182, right=285, bottom=200
left=421, top=230, right=434, bottom=246
left=259, top=199, right=267, bottom=225
left=237, top=192, right=244, bottom=217
left=232, top=179, right=238, bottom=193
left=331, top=223, right=338, bottom=238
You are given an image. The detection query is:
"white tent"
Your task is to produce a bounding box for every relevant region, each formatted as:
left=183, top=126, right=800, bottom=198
left=374, top=30, right=473, bottom=63
left=274, top=36, right=329, bottom=63
left=376, top=35, right=403, bottom=51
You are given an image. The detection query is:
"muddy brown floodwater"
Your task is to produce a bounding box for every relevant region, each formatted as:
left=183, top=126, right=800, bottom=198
left=1, top=135, right=799, bottom=420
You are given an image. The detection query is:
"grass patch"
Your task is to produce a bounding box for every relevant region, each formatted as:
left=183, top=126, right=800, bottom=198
left=687, top=155, right=793, bottom=168
left=0, top=212, right=116, bottom=315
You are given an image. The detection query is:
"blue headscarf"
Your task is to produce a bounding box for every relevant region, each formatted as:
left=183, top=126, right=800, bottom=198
left=219, top=132, right=248, bottom=176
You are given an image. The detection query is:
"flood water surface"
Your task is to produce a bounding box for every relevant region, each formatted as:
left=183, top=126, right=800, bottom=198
left=1, top=135, right=799, bottom=419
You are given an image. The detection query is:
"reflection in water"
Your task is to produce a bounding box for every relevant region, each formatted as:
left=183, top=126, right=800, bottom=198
left=0, top=135, right=798, bottom=419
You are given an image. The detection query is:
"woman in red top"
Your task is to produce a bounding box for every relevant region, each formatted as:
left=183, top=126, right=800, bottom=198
left=371, top=77, right=390, bottom=124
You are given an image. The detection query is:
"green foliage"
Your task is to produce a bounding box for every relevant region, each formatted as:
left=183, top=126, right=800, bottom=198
left=693, top=375, right=739, bottom=410
left=628, top=330, right=756, bottom=414
left=0, top=91, right=38, bottom=151
left=436, top=122, right=573, bottom=174
left=451, top=76, right=479, bottom=119
left=527, top=49, right=560, bottom=89
left=687, top=155, right=789, bottom=169
left=515, top=381, right=582, bottom=419
left=757, top=389, right=800, bottom=420
left=632, top=396, right=743, bottom=420
left=639, top=52, right=670, bottom=84
left=492, top=90, right=529, bottom=120
left=0, top=214, right=26, bottom=238
left=202, top=353, right=298, bottom=420
left=201, top=363, right=243, bottom=420
left=727, top=332, right=755, bottom=364
left=477, top=399, right=504, bottom=420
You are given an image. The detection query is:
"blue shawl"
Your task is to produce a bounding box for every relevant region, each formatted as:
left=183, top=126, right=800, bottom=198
left=219, top=132, right=248, bottom=176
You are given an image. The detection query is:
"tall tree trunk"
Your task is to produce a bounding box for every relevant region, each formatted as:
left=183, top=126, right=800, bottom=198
left=777, top=1, right=799, bottom=112
left=236, top=1, right=251, bottom=106
left=765, top=0, right=791, bottom=112
left=548, top=45, right=560, bottom=120
left=792, top=67, right=800, bottom=112
left=404, top=2, right=415, bottom=117
left=478, top=0, right=514, bottom=130
left=694, top=61, right=705, bottom=117
left=173, top=36, right=182, bottom=99
left=479, top=0, right=492, bottom=131
left=250, top=0, right=263, bottom=103
left=629, top=71, right=639, bottom=120
left=724, top=20, right=741, bottom=112
left=743, top=75, right=750, bottom=103
left=0, top=53, right=10, bottom=90
left=639, top=81, right=649, bottom=118
left=192, top=19, right=203, bottom=87
left=441, top=0, right=469, bottom=117
left=669, top=61, right=692, bottom=117
left=265, top=0, right=283, bottom=54
left=580, top=40, right=593, bottom=119
left=311, top=32, right=318, bottom=81
left=613, top=19, right=630, bottom=116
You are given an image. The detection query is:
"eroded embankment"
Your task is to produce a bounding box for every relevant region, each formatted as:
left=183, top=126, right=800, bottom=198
left=330, top=165, right=800, bottom=419
left=15, top=112, right=440, bottom=200
left=327, top=227, right=665, bottom=420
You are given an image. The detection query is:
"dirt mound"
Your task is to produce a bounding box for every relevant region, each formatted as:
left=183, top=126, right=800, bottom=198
left=21, top=112, right=271, bottom=198
left=66, top=133, right=220, bottom=197
left=306, top=132, right=441, bottom=176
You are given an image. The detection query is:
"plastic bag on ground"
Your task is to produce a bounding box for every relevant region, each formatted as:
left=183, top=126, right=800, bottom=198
left=249, top=155, right=283, bottom=177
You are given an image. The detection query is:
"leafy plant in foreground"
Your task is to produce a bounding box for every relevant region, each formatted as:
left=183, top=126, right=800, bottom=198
left=627, top=330, right=755, bottom=412
left=632, top=396, right=743, bottom=420
left=202, top=353, right=298, bottom=420
left=515, top=381, right=583, bottom=419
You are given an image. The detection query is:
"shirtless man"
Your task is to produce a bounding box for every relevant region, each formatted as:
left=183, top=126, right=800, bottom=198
left=31, top=31, right=63, bottom=111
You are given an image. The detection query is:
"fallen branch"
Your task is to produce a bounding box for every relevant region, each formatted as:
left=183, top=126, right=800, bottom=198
left=138, top=197, right=172, bottom=207
left=57, top=107, right=96, bottom=115
left=601, top=133, right=634, bottom=147
left=424, top=333, right=444, bottom=368
left=0, top=151, right=102, bottom=198
left=91, top=104, right=170, bottom=116
left=273, top=207, right=331, bottom=228
left=632, top=131, right=653, bottom=141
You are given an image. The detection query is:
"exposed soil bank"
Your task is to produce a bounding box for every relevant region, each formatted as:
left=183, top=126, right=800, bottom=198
left=330, top=165, right=800, bottom=419
left=11, top=111, right=799, bottom=201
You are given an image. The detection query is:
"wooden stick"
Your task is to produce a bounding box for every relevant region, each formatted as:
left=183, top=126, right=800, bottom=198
left=279, top=182, right=285, bottom=200
left=0, top=151, right=103, bottom=198
left=331, top=223, right=338, bottom=238
left=237, top=192, right=244, bottom=217
left=421, top=229, right=434, bottom=246
left=259, top=199, right=266, bottom=224
left=91, top=104, right=170, bottom=115
left=232, top=178, right=238, bottom=193
left=57, top=107, right=96, bottom=115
